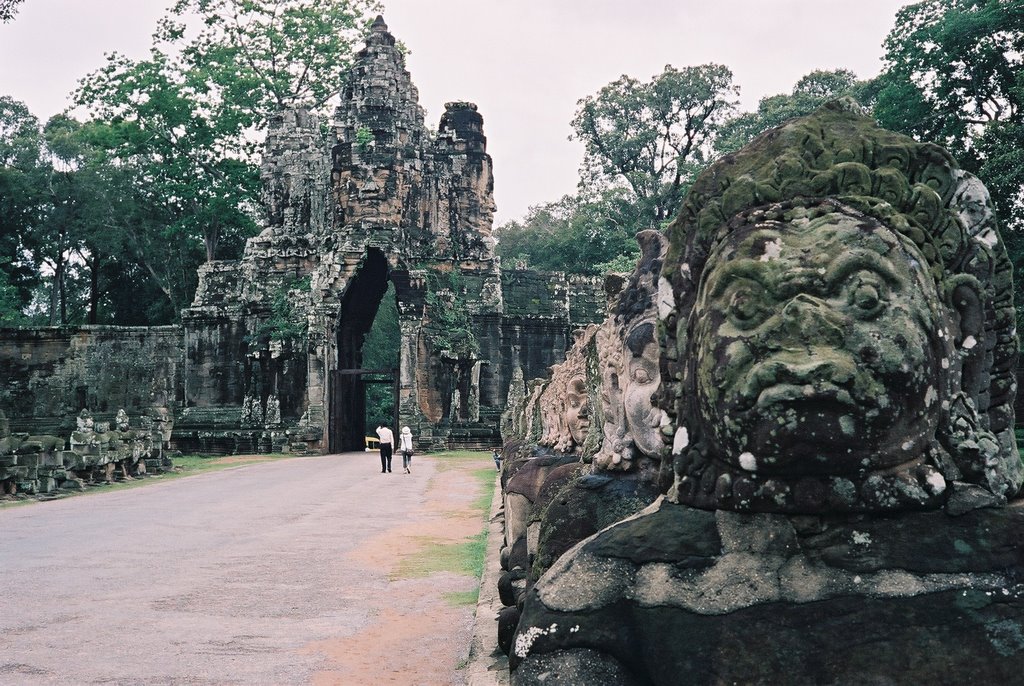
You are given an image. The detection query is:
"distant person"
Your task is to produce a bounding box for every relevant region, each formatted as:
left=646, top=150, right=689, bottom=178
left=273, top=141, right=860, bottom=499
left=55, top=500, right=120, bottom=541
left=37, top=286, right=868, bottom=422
left=399, top=426, right=414, bottom=473
left=492, top=448, right=502, bottom=471
left=375, top=424, right=394, bottom=473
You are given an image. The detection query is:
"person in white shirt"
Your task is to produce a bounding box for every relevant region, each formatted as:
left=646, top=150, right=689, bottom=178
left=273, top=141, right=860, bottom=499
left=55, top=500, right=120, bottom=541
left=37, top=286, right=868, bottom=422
left=375, top=424, right=394, bottom=473
left=399, top=426, right=414, bottom=473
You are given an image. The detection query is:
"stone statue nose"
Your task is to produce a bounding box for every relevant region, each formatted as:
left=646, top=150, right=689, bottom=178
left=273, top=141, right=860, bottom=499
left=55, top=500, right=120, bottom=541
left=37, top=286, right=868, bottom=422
left=781, top=294, right=845, bottom=346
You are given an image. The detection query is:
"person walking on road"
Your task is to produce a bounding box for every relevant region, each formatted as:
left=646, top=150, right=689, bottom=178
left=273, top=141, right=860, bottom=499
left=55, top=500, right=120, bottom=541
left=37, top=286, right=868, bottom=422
left=399, top=426, right=414, bottom=473
left=376, top=424, right=394, bottom=473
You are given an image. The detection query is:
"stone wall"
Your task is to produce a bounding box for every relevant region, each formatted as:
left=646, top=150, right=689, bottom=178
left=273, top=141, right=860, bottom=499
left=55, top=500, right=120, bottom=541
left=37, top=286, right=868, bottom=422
left=0, top=325, right=181, bottom=436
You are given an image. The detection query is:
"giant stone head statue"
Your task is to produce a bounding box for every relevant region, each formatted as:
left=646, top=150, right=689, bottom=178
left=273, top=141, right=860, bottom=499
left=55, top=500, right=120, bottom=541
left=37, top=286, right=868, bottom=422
left=537, top=326, right=599, bottom=455
left=594, top=230, right=668, bottom=472
left=659, top=100, right=1021, bottom=513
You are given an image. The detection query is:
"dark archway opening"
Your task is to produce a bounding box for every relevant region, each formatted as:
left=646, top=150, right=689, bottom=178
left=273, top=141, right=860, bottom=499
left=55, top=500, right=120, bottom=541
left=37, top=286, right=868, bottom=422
left=329, top=249, right=400, bottom=452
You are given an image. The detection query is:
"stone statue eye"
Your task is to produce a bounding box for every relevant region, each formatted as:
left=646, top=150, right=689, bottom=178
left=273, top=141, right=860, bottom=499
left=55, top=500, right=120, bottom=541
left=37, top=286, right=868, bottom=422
left=847, top=278, right=886, bottom=318
left=727, top=287, right=768, bottom=329
left=632, top=367, right=653, bottom=384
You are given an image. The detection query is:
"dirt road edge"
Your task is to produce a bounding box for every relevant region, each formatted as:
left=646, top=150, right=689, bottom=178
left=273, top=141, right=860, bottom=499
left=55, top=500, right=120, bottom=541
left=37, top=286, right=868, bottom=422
left=464, top=473, right=510, bottom=685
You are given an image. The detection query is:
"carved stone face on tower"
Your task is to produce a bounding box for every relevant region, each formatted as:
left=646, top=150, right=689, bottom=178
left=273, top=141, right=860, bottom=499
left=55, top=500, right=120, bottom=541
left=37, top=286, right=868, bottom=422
left=692, top=204, right=943, bottom=476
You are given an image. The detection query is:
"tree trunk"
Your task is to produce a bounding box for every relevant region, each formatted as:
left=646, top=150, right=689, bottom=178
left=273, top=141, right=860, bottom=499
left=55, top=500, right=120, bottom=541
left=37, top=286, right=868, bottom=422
left=50, top=253, right=67, bottom=327
left=58, top=258, right=66, bottom=326
left=48, top=255, right=61, bottom=326
left=88, top=248, right=100, bottom=325
left=204, top=227, right=218, bottom=262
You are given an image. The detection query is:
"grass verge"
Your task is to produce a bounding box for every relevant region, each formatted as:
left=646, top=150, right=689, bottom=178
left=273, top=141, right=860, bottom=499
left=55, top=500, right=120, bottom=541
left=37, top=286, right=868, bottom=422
left=390, top=451, right=497, bottom=607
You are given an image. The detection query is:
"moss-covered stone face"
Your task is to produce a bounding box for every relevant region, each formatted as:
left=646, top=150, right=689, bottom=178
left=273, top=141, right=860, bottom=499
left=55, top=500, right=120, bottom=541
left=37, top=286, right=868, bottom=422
left=693, top=205, right=944, bottom=476
left=658, top=100, right=1021, bottom=513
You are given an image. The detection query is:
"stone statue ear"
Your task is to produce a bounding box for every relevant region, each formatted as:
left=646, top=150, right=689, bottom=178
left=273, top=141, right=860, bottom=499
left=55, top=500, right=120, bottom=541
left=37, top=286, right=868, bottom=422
left=943, top=274, right=985, bottom=399
left=942, top=274, right=984, bottom=344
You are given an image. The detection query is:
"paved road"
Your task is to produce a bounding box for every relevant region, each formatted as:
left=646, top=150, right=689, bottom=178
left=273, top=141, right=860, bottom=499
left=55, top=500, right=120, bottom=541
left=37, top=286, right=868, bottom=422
left=0, top=453, right=483, bottom=685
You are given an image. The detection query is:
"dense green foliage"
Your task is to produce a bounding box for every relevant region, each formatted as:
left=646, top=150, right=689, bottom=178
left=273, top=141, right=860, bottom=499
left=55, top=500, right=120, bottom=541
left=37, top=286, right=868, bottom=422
left=874, top=0, right=1023, bottom=232
left=424, top=270, right=479, bottom=361
left=362, top=281, right=400, bottom=428
left=0, top=97, right=175, bottom=325
left=873, top=0, right=1024, bottom=331
left=0, top=96, right=42, bottom=322
left=495, top=190, right=644, bottom=274
left=498, top=64, right=738, bottom=274
left=571, top=64, right=739, bottom=227
left=714, top=70, right=875, bottom=154
left=245, top=275, right=311, bottom=345
left=497, top=67, right=875, bottom=276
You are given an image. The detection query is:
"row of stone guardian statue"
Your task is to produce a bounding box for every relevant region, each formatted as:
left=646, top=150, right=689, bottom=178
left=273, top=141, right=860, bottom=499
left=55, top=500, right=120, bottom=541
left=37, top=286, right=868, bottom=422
left=496, top=100, right=1024, bottom=684
left=0, top=407, right=173, bottom=496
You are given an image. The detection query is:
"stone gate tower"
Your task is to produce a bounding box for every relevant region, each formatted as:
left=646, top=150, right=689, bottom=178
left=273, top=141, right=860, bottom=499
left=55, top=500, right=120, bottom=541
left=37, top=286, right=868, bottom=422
left=177, top=17, right=606, bottom=453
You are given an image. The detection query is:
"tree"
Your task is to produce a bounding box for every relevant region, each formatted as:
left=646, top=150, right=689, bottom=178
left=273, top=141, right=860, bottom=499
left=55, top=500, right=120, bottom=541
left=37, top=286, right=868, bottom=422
left=873, top=0, right=1024, bottom=338
left=0, top=0, right=26, bottom=22
left=75, top=50, right=261, bottom=267
left=495, top=189, right=643, bottom=275
left=362, top=281, right=399, bottom=429
left=0, top=96, right=43, bottom=321
left=41, top=115, right=174, bottom=325
left=875, top=0, right=1023, bottom=231
left=0, top=100, right=105, bottom=326
left=715, top=69, right=871, bottom=155
left=167, top=0, right=379, bottom=119
left=571, top=64, right=739, bottom=228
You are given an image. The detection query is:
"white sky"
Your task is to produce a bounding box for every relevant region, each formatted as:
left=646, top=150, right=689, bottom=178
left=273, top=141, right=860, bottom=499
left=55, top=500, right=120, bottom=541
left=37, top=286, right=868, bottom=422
left=0, top=0, right=911, bottom=225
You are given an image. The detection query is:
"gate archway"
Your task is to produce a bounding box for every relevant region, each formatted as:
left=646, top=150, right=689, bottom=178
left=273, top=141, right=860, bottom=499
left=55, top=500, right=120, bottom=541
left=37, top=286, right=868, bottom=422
left=328, top=248, right=400, bottom=452
left=329, top=367, right=398, bottom=453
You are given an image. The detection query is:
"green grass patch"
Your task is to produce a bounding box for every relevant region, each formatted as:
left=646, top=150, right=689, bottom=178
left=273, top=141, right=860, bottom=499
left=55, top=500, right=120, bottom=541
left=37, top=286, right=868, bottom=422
left=428, top=452, right=497, bottom=516
left=401, top=453, right=496, bottom=585
left=392, top=530, right=488, bottom=579
left=389, top=453, right=493, bottom=583
left=171, top=454, right=283, bottom=474
left=443, top=589, right=480, bottom=607
left=469, top=467, right=497, bottom=513
left=431, top=450, right=494, bottom=467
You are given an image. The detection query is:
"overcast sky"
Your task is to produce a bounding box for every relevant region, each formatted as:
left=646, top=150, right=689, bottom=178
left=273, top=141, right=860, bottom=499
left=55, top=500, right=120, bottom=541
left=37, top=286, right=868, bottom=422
left=0, top=0, right=911, bottom=225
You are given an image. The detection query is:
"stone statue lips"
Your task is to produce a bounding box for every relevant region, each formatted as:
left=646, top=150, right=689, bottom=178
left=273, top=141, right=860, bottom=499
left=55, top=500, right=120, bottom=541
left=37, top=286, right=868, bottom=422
left=734, top=353, right=867, bottom=414
left=725, top=351, right=902, bottom=469
left=753, top=381, right=856, bottom=410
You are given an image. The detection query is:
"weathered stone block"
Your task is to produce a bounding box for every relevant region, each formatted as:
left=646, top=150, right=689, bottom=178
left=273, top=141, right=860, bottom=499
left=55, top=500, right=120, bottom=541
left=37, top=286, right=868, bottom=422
left=17, top=453, right=40, bottom=467
left=61, top=452, right=85, bottom=470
